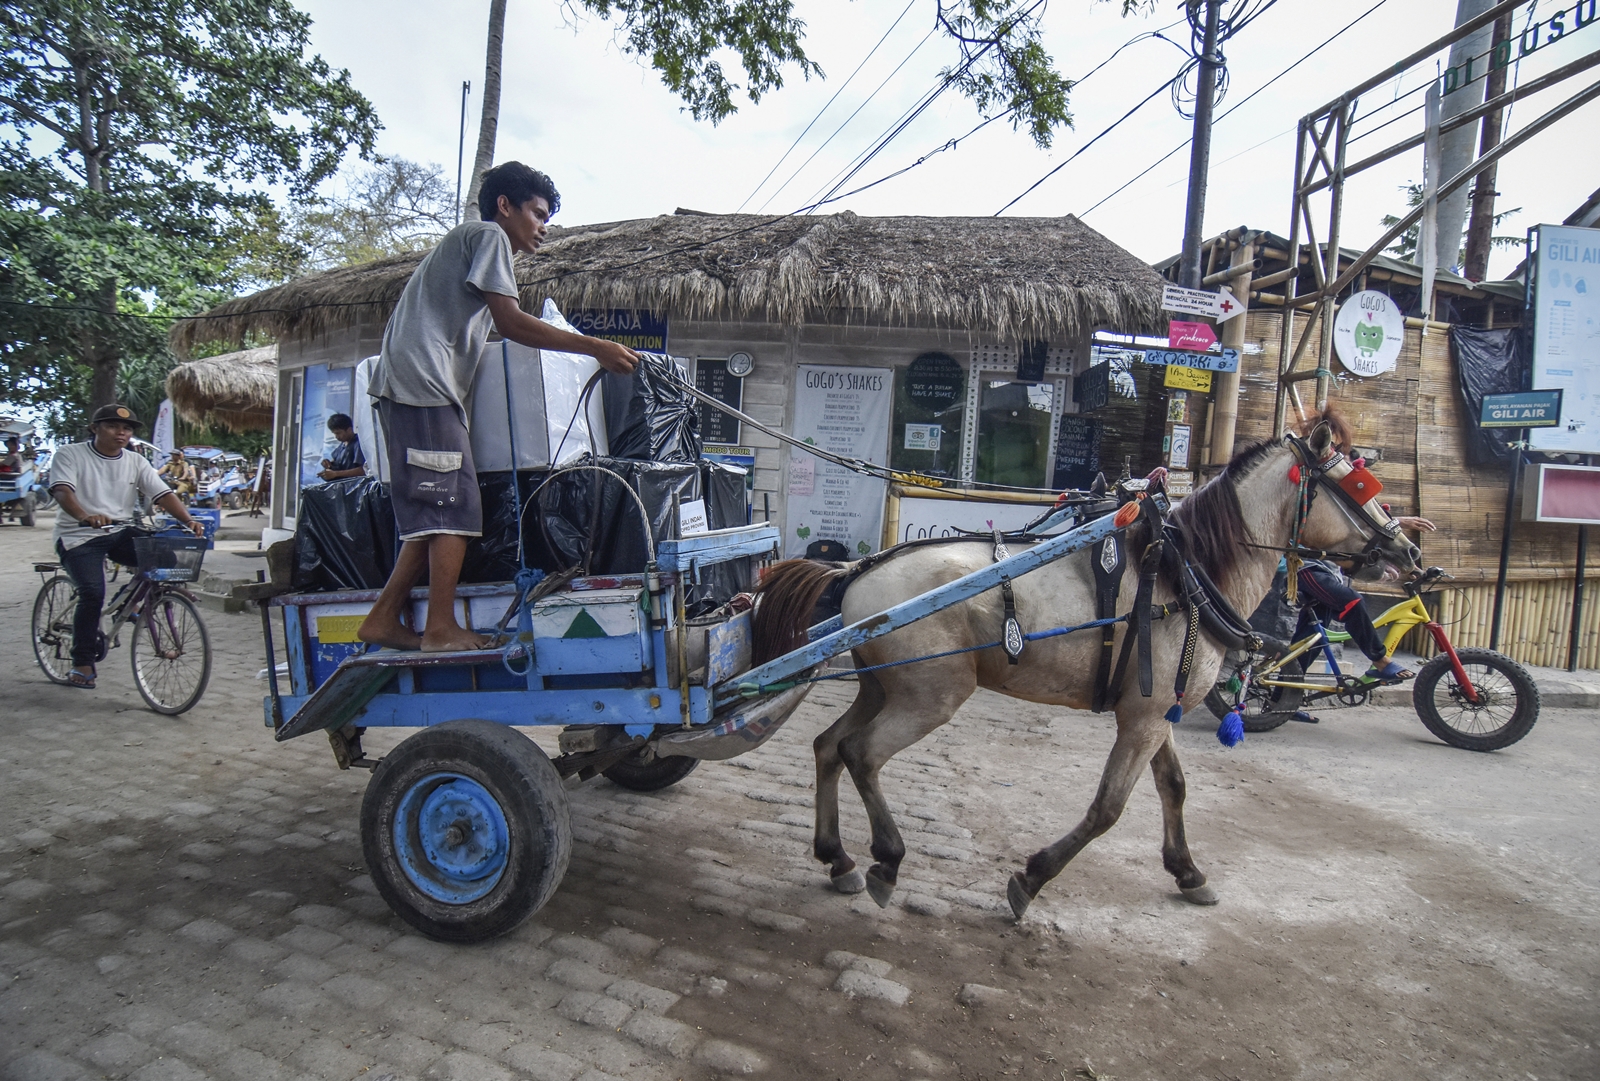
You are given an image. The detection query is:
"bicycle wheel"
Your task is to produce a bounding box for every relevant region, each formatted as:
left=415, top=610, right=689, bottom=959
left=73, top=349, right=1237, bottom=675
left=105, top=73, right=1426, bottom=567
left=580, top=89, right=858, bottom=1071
left=32, top=575, right=78, bottom=684
left=1413, top=648, right=1539, bottom=751
left=130, top=591, right=212, bottom=715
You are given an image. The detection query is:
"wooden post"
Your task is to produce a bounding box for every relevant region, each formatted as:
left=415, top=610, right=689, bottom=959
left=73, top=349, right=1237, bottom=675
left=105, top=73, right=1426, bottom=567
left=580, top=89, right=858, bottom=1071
left=1209, top=232, right=1255, bottom=468
left=1490, top=442, right=1522, bottom=651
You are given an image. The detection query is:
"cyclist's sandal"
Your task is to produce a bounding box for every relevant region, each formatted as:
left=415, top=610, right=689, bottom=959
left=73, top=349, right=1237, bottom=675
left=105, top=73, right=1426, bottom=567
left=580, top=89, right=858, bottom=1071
left=67, top=670, right=96, bottom=689
left=1364, top=660, right=1414, bottom=683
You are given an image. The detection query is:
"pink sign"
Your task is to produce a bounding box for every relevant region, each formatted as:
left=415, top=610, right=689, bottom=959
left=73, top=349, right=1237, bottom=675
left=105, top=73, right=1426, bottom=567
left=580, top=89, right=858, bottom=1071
left=1168, top=320, right=1217, bottom=351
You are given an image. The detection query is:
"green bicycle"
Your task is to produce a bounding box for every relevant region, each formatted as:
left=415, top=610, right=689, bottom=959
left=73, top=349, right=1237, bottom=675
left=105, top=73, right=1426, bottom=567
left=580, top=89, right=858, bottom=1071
left=1206, top=567, right=1540, bottom=752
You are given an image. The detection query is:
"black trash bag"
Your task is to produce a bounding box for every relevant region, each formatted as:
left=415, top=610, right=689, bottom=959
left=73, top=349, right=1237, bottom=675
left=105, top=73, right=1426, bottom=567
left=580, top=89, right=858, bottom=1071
left=526, top=457, right=702, bottom=575
left=461, top=470, right=549, bottom=584
left=1450, top=325, right=1527, bottom=465
left=698, top=459, right=753, bottom=610
left=294, top=477, right=399, bottom=591
left=602, top=352, right=702, bottom=462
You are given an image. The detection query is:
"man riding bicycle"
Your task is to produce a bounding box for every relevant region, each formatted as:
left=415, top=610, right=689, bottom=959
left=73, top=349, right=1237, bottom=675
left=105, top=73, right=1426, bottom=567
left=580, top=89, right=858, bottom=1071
left=48, top=404, right=206, bottom=689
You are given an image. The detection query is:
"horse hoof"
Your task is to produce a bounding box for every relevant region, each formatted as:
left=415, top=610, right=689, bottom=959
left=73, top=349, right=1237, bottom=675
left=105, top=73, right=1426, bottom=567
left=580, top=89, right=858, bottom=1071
left=864, top=868, right=896, bottom=908
left=832, top=869, right=867, bottom=895
left=1180, top=883, right=1219, bottom=906
left=1007, top=873, right=1034, bottom=919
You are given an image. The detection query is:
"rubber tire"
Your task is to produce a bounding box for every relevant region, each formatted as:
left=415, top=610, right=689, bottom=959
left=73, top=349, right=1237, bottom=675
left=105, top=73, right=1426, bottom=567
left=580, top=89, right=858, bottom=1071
left=20, top=493, right=35, bottom=527
left=130, top=592, right=212, bottom=715
left=32, top=575, right=78, bottom=685
left=603, top=747, right=700, bottom=792
left=1204, top=678, right=1302, bottom=732
left=362, top=720, right=571, bottom=943
left=1413, top=648, right=1540, bottom=752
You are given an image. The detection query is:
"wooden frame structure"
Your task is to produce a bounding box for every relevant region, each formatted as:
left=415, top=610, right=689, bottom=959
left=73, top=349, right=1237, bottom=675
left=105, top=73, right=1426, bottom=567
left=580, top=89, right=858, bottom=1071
left=1272, top=0, right=1600, bottom=434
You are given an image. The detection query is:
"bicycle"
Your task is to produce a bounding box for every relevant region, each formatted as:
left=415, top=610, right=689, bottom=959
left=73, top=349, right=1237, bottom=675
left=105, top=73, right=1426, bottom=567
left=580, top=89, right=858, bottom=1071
left=31, top=525, right=214, bottom=715
left=1205, top=566, right=1540, bottom=752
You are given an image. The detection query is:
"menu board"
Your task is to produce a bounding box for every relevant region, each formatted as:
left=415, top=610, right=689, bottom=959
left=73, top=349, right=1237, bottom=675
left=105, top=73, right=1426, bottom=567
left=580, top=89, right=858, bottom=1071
left=1530, top=225, right=1600, bottom=454
left=1052, top=413, right=1101, bottom=491
left=695, top=358, right=743, bottom=445
left=786, top=365, right=892, bottom=558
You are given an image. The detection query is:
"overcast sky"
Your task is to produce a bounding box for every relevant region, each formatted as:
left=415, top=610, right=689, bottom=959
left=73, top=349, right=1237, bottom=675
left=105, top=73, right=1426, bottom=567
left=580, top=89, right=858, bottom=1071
left=300, top=0, right=1596, bottom=279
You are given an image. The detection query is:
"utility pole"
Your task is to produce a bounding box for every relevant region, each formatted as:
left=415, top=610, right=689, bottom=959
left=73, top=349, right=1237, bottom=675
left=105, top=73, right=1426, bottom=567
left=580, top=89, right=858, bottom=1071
left=1177, top=0, right=1224, bottom=290
left=455, top=80, right=471, bottom=224
left=1462, top=13, right=1513, bottom=282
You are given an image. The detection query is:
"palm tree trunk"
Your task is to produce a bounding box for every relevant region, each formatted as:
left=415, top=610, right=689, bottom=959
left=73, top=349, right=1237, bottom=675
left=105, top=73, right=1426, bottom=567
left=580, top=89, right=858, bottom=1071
left=462, top=0, right=507, bottom=222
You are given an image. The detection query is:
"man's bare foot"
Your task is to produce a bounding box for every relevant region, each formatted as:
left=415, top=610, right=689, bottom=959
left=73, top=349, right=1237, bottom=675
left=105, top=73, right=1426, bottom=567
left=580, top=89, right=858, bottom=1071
left=358, top=618, right=423, bottom=651
left=421, top=626, right=493, bottom=653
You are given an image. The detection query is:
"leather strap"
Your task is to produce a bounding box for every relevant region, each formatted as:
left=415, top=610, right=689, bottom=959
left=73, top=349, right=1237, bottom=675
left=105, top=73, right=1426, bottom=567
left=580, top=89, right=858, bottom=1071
left=994, top=529, right=1023, bottom=664
left=1091, top=532, right=1125, bottom=712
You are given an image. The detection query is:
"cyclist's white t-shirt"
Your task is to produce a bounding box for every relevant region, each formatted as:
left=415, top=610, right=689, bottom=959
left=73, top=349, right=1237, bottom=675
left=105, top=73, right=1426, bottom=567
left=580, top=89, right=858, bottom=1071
left=50, top=441, right=170, bottom=551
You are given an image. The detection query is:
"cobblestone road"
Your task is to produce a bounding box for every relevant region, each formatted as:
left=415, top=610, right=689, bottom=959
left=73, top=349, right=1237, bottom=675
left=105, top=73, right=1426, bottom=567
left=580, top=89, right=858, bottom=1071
left=1, top=520, right=1596, bottom=1080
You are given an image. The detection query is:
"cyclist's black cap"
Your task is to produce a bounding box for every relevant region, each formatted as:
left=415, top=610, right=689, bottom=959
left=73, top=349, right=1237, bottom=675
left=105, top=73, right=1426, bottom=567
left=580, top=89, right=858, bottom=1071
left=90, top=403, right=142, bottom=428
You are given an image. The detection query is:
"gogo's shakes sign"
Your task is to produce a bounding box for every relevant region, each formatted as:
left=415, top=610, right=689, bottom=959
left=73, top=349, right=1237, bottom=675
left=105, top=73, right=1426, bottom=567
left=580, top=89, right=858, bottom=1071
left=1333, top=290, right=1404, bottom=377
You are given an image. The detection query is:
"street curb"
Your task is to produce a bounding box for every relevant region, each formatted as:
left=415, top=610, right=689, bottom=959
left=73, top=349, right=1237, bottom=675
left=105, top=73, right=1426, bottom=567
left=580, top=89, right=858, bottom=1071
left=1368, top=682, right=1600, bottom=710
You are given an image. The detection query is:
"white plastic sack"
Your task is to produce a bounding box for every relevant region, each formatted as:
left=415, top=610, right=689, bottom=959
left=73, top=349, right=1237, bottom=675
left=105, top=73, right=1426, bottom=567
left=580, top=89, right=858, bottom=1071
left=538, top=299, right=609, bottom=466
left=353, top=357, right=390, bottom=482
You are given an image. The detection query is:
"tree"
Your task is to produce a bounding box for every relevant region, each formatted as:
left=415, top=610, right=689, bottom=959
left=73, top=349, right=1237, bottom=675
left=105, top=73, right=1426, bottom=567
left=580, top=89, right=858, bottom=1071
left=0, top=0, right=380, bottom=431
left=287, top=157, right=457, bottom=276
left=462, top=0, right=1077, bottom=217
left=1382, top=182, right=1523, bottom=268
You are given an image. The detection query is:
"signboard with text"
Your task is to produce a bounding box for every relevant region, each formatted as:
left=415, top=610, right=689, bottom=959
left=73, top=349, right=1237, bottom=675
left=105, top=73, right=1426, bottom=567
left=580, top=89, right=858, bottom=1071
left=785, top=366, right=892, bottom=558
left=1529, top=224, right=1600, bottom=454
left=1142, top=346, right=1240, bottom=373
left=1481, top=390, right=1563, bottom=429
left=566, top=309, right=669, bottom=353
left=694, top=358, right=743, bottom=444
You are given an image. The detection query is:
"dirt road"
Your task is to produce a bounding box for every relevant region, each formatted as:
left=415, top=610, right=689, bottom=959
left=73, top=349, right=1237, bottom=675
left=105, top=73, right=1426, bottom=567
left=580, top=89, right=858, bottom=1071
left=1, top=518, right=1595, bottom=1080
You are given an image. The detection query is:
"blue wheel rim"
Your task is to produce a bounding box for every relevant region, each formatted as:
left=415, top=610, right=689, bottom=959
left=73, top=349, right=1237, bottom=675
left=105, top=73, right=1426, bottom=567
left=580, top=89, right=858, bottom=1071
left=393, top=773, right=510, bottom=904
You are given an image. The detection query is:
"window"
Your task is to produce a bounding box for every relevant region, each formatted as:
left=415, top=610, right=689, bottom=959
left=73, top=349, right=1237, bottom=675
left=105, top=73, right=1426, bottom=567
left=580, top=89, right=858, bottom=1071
left=889, top=352, right=965, bottom=478
left=975, top=379, right=1055, bottom=488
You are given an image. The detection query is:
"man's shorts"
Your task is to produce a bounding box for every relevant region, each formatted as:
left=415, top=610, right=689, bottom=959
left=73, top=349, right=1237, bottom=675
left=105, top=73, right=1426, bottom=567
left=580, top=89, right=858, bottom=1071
left=378, top=399, right=482, bottom=541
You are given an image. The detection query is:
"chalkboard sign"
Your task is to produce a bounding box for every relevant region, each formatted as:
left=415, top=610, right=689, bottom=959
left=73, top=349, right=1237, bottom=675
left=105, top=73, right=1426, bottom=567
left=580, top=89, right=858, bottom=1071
left=695, top=358, right=743, bottom=445
left=1052, top=413, right=1101, bottom=491
left=906, top=352, right=963, bottom=407
left=1073, top=362, right=1110, bottom=412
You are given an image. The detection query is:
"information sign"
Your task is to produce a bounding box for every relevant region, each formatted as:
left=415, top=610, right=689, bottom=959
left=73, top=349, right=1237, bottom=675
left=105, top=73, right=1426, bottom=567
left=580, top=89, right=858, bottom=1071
left=1142, top=347, right=1239, bottom=373
left=1164, top=365, right=1213, bottom=392
left=1162, top=283, right=1245, bottom=322
left=786, top=366, right=892, bottom=557
left=1481, top=390, right=1563, bottom=429
left=1529, top=224, right=1600, bottom=454
left=566, top=309, right=668, bottom=353
left=1168, top=320, right=1217, bottom=351
left=694, top=358, right=743, bottom=445
left=1333, top=290, right=1404, bottom=377
left=1052, top=414, right=1100, bottom=490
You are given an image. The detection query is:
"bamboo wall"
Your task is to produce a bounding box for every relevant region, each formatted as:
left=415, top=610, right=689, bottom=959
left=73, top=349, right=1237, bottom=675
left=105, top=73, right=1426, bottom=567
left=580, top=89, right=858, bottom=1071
left=1230, top=310, right=1594, bottom=671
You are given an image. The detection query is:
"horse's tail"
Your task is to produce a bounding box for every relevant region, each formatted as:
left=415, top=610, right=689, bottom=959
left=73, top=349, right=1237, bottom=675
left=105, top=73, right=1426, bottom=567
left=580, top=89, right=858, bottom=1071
left=752, top=558, right=853, bottom=665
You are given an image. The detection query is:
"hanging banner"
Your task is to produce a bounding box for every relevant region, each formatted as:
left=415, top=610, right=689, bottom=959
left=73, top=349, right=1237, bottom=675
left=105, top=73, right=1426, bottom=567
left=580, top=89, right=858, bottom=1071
left=1529, top=224, right=1600, bottom=454
left=785, top=365, right=892, bottom=558
left=152, top=399, right=176, bottom=455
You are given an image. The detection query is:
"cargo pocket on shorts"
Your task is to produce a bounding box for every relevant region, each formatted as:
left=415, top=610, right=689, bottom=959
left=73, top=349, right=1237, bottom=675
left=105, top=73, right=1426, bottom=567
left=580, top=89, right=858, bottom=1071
left=405, top=448, right=462, bottom=505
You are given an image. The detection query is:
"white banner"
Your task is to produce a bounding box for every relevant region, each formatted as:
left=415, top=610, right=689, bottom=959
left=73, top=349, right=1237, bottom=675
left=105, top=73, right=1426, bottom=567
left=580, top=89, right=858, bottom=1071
left=152, top=399, right=175, bottom=455
left=785, top=365, right=892, bottom=558
left=1529, top=224, right=1600, bottom=454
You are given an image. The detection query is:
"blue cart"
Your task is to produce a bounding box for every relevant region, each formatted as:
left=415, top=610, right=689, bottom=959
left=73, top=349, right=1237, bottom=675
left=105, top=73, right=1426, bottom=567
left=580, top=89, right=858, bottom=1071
left=1, top=417, right=44, bottom=527
left=262, top=500, right=1125, bottom=943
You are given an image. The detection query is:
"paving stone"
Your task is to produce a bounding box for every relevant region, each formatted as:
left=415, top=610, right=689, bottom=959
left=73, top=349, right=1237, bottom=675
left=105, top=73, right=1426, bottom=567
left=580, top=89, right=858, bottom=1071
left=501, top=1044, right=585, bottom=1081
left=255, top=981, right=328, bottom=1020
left=692, top=893, right=746, bottom=918
left=225, top=937, right=287, bottom=967
left=620, top=1013, right=698, bottom=1058
left=604, top=979, right=679, bottom=1013
left=0, top=879, right=51, bottom=902
left=321, top=973, right=392, bottom=1008
left=75, top=911, right=127, bottom=936
left=746, top=908, right=807, bottom=934
left=290, top=1036, right=374, bottom=1078
left=273, top=924, right=343, bottom=956
left=79, top=1033, right=156, bottom=1071
left=917, top=843, right=972, bottom=861
left=176, top=918, right=237, bottom=946
left=555, top=990, right=602, bottom=1023
left=0, top=1053, right=88, bottom=1081
left=424, top=1050, right=515, bottom=1081
left=161, top=1020, right=235, bottom=1063
left=353, top=1032, right=446, bottom=1073
left=581, top=994, right=633, bottom=1030
left=288, top=904, right=348, bottom=930
left=128, top=1057, right=208, bottom=1081
left=654, top=947, right=717, bottom=974
left=546, top=958, right=614, bottom=993
left=903, top=893, right=953, bottom=918
left=833, top=969, right=912, bottom=1006
left=274, top=953, right=336, bottom=984
left=693, top=1038, right=768, bottom=1074
left=597, top=928, right=658, bottom=959
left=957, top=982, right=1013, bottom=1007
left=822, top=950, right=893, bottom=977
left=547, top=935, right=618, bottom=969
left=216, top=1046, right=300, bottom=1081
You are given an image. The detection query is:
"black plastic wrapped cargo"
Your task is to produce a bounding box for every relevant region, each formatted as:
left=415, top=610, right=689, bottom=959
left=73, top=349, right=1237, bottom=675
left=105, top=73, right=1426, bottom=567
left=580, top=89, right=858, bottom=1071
left=1450, top=326, right=1527, bottom=465
left=698, top=459, right=753, bottom=608
left=293, top=477, right=400, bottom=590
left=601, top=352, right=702, bottom=462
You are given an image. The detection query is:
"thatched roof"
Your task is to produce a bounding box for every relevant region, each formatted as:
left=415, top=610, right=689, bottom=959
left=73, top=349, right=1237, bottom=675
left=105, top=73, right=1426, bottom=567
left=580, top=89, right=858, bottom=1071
left=170, top=211, right=1166, bottom=354
left=165, top=345, right=278, bottom=431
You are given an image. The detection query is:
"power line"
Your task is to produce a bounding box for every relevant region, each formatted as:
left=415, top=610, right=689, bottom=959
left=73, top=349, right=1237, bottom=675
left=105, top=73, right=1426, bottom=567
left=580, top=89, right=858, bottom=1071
left=1078, top=0, right=1391, bottom=220
left=736, top=0, right=919, bottom=213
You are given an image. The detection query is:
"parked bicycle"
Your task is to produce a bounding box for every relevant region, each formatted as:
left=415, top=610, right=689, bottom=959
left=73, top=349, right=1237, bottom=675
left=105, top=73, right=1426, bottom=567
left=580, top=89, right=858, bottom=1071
left=32, top=526, right=213, bottom=714
left=1206, top=567, right=1540, bottom=752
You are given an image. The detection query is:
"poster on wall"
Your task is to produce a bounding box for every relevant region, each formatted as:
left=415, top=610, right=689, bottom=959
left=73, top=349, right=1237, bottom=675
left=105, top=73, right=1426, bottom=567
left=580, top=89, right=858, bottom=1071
left=1529, top=224, right=1600, bottom=454
left=785, top=365, right=892, bottom=557
left=300, top=365, right=355, bottom=492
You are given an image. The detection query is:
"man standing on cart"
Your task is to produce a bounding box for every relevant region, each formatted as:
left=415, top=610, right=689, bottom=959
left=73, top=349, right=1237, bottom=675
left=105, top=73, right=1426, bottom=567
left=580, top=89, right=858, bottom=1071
left=358, top=162, right=639, bottom=653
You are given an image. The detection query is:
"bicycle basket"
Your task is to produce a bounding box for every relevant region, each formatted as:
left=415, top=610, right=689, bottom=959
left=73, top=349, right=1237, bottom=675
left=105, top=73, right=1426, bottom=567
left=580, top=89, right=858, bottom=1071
left=134, top=535, right=207, bottom=583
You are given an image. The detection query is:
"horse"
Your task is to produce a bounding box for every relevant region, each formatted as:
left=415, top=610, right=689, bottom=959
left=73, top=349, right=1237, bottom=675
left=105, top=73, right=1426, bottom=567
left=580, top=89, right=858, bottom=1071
left=750, top=410, right=1422, bottom=918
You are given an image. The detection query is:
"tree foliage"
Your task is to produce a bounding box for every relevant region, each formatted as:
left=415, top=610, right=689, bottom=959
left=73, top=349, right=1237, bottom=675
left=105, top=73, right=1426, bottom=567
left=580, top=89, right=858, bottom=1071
left=1382, top=182, right=1524, bottom=266
left=0, top=0, right=380, bottom=435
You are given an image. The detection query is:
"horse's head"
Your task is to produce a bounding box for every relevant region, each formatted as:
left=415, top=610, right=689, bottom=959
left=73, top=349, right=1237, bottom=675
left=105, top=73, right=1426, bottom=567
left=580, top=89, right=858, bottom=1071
left=1295, top=418, right=1422, bottom=583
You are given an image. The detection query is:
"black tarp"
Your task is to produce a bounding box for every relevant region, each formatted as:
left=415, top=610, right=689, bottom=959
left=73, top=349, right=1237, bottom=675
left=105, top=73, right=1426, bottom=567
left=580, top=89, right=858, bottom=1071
left=1450, top=325, right=1528, bottom=465
left=602, top=352, right=702, bottom=462
left=294, top=477, right=400, bottom=590
left=699, top=460, right=753, bottom=609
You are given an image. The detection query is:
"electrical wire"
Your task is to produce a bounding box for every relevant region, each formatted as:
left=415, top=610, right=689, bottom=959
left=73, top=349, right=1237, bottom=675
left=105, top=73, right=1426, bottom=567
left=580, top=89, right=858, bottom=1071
left=1077, top=0, right=1392, bottom=220
left=736, top=0, right=920, bottom=213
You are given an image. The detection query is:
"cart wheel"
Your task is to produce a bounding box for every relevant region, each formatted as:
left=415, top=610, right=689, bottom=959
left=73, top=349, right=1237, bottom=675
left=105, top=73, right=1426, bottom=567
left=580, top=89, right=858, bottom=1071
left=602, top=746, right=700, bottom=792
left=20, top=493, right=36, bottom=527
left=362, top=720, right=571, bottom=943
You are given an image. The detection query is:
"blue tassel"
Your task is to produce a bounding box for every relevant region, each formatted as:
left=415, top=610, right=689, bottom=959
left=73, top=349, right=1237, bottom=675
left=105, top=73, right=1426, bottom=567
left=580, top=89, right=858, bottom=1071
left=1164, top=702, right=1184, bottom=724
left=1217, top=710, right=1245, bottom=747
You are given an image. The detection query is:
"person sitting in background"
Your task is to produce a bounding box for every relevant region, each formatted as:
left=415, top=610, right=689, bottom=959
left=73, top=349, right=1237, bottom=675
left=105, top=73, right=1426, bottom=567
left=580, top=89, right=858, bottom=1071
left=158, top=449, right=196, bottom=499
left=1, top=435, right=21, bottom=473
left=318, top=414, right=366, bottom=482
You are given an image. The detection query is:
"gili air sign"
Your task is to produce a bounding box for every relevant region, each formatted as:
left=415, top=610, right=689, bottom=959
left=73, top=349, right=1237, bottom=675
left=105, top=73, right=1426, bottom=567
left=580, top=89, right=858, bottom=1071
left=1333, top=290, right=1404, bottom=377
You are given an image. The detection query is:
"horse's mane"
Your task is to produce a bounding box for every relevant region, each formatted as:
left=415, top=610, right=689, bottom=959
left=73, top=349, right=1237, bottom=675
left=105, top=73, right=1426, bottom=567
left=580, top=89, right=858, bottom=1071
left=1167, top=436, right=1280, bottom=591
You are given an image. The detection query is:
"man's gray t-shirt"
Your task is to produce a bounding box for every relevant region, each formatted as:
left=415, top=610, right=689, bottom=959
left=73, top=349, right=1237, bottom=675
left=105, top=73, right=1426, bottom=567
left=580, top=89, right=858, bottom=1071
left=368, top=221, right=519, bottom=414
